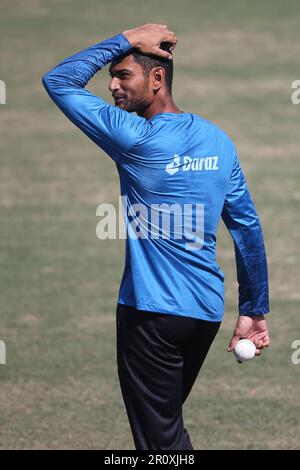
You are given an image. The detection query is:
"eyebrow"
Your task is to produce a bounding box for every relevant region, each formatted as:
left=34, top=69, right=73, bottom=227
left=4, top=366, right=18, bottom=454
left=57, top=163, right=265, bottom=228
left=109, top=68, right=133, bottom=77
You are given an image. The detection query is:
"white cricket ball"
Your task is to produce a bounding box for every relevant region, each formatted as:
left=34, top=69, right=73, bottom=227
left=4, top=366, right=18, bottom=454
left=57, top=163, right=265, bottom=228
left=233, top=339, right=256, bottom=362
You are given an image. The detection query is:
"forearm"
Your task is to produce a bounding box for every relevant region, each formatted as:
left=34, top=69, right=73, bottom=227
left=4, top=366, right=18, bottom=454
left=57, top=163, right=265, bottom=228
left=42, top=33, right=132, bottom=93
left=41, top=33, right=142, bottom=157
left=233, top=219, right=269, bottom=315
left=41, top=24, right=175, bottom=159
left=222, top=148, right=269, bottom=316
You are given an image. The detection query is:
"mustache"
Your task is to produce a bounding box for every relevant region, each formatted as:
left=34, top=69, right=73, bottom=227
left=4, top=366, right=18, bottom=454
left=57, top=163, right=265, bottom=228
left=112, top=93, right=126, bottom=99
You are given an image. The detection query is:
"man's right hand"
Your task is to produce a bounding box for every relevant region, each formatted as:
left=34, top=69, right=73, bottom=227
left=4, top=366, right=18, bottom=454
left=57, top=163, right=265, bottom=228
left=123, top=23, right=177, bottom=60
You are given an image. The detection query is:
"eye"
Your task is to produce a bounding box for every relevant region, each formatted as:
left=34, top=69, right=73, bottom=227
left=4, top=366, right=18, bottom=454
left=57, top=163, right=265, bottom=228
left=110, top=71, right=131, bottom=79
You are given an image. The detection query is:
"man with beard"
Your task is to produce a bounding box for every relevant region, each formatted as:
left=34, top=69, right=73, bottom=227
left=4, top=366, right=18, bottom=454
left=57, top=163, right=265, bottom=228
left=43, top=23, right=270, bottom=450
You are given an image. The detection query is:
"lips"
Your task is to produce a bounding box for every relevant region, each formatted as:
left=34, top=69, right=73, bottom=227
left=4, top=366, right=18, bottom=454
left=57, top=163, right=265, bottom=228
left=113, top=95, right=126, bottom=103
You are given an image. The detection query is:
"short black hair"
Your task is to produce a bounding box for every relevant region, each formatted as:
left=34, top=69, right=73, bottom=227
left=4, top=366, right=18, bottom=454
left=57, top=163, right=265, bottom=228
left=110, top=42, right=174, bottom=93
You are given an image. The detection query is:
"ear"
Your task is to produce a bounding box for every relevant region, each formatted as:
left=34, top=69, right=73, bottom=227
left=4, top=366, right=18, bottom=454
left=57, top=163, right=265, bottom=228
left=152, top=67, right=165, bottom=91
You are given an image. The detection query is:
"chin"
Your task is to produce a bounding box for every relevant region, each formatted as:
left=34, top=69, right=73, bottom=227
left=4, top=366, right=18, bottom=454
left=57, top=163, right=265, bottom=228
left=118, top=104, right=135, bottom=113
left=115, top=102, right=127, bottom=110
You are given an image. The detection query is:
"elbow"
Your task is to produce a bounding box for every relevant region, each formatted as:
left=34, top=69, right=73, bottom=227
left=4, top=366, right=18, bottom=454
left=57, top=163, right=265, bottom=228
left=42, top=71, right=53, bottom=93
left=42, top=70, right=59, bottom=101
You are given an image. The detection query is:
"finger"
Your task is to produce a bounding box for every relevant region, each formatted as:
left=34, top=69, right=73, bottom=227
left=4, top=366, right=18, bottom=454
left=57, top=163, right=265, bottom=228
left=227, top=334, right=240, bottom=352
left=165, top=34, right=177, bottom=44
left=152, top=24, right=169, bottom=29
left=158, top=29, right=176, bottom=39
left=254, top=339, right=263, bottom=349
left=154, top=47, right=173, bottom=60
left=165, top=31, right=176, bottom=38
left=255, top=349, right=262, bottom=356
left=168, top=40, right=177, bottom=50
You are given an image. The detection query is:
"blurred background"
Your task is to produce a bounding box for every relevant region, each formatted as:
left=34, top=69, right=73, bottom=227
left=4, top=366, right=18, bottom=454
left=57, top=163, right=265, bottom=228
left=0, top=0, right=299, bottom=449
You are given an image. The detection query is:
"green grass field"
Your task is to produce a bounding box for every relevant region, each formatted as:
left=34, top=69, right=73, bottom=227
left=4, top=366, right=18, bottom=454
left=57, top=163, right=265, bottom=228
left=1, top=0, right=300, bottom=449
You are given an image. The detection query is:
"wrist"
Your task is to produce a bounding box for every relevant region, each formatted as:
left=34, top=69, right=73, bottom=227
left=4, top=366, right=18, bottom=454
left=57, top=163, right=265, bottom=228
left=240, top=313, right=265, bottom=320
left=122, top=30, right=138, bottom=48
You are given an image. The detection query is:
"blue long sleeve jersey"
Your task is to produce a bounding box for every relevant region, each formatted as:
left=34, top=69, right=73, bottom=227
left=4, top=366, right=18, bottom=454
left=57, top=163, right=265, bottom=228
left=42, top=33, right=269, bottom=321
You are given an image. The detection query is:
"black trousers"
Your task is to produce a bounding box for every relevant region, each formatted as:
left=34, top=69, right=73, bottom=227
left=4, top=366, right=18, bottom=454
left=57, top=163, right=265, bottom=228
left=116, top=304, right=221, bottom=450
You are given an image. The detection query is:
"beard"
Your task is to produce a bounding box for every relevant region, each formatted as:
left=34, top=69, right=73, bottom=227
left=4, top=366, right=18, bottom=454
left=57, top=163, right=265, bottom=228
left=115, top=82, right=151, bottom=115
left=120, top=98, right=151, bottom=115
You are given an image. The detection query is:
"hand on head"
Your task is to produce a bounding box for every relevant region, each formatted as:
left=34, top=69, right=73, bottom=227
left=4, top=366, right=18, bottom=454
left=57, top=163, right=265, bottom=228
left=123, top=23, right=177, bottom=60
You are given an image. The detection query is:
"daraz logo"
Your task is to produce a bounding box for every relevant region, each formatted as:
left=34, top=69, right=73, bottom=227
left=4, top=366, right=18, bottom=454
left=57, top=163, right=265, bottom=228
left=165, top=154, right=219, bottom=175
left=165, top=155, right=181, bottom=175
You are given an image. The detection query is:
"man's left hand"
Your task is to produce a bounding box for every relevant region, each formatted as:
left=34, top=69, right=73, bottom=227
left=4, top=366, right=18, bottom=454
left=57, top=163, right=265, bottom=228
left=227, top=314, right=270, bottom=356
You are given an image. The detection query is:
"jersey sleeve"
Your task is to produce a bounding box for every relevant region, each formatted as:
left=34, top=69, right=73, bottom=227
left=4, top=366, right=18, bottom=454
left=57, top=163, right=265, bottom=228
left=221, top=150, right=269, bottom=315
left=42, top=34, right=150, bottom=161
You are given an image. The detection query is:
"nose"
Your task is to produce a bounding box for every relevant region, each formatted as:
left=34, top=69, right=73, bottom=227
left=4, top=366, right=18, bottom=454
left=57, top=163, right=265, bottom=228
left=108, top=76, right=120, bottom=93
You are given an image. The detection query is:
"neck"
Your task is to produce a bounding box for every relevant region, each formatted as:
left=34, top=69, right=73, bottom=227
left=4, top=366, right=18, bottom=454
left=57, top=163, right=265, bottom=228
left=138, top=94, right=182, bottom=120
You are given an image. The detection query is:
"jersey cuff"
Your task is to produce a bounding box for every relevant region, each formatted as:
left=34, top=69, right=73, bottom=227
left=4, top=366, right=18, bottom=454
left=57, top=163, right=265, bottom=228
left=117, top=33, right=133, bottom=54
left=239, top=310, right=269, bottom=316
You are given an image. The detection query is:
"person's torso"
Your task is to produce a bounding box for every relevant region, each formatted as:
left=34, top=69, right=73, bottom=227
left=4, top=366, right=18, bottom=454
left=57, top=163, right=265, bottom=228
left=116, top=112, right=235, bottom=321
